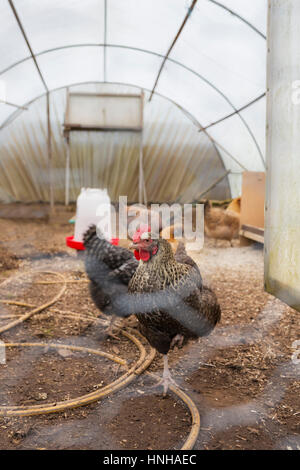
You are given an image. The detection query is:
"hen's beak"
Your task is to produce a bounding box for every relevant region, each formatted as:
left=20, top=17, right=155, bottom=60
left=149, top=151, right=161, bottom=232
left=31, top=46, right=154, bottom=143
left=129, top=242, right=139, bottom=250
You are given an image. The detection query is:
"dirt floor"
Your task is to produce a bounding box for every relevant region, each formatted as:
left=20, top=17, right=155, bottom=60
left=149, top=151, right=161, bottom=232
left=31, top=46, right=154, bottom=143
left=0, top=204, right=299, bottom=450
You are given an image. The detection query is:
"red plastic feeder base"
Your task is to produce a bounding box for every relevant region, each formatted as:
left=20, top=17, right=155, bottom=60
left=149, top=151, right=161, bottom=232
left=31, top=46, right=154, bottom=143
left=66, top=236, right=85, bottom=251
left=66, top=236, right=119, bottom=251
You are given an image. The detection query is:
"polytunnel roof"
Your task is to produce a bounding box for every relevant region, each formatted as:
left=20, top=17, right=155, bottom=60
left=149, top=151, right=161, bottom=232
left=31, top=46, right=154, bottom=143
left=0, top=0, right=267, bottom=197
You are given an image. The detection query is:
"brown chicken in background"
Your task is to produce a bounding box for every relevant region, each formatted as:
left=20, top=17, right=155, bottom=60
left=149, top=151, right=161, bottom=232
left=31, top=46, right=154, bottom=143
left=204, top=199, right=240, bottom=246
left=226, top=196, right=241, bottom=214
left=160, top=224, right=184, bottom=253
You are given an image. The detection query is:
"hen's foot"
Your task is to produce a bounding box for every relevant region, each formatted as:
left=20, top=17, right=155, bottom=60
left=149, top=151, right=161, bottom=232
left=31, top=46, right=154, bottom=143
left=151, top=355, right=188, bottom=396
left=170, top=334, right=184, bottom=349
left=105, top=328, right=120, bottom=340
left=104, top=315, right=121, bottom=340
left=152, top=370, right=181, bottom=396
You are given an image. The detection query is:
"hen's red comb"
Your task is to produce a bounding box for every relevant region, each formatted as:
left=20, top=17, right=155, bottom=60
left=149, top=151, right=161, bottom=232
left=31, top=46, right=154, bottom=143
left=132, top=224, right=151, bottom=243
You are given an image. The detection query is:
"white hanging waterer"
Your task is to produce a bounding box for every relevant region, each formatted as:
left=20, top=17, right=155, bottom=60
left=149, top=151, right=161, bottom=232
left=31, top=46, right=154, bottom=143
left=74, top=188, right=112, bottom=243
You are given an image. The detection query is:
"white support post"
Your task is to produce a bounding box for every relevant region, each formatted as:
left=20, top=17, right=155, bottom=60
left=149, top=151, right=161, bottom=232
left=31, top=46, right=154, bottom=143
left=139, top=135, right=143, bottom=204
left=65, top=134, right=70, bottom=206
left=138, top=90, right=146, bottom=205
left=265, top=0, right=300, bottom=310
left=47, top=92, right=54, bottom=213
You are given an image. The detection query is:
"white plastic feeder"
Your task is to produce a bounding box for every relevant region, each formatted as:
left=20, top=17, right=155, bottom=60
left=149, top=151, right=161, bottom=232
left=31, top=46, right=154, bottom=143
left=66, top=188, right=113, bottom=251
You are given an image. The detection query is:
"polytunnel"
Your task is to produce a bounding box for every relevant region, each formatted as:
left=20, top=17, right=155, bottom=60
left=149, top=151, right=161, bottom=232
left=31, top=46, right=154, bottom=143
left=2, top=1, right=300, bottom=453
left=0, top=0, right=267, bottom=204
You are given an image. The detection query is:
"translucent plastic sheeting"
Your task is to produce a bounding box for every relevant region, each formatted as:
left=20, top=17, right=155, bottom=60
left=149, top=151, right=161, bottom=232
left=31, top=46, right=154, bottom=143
left=217, top=0, right=267, bottom=35
left=240, top=95, right=266, bottom=164
left=13, top=0, right=104, bottom=53
left=106, top=47, right=162, bottom=92
left=69, top=131, right=141, bottom=200
left=0, top=0, right=267, bottom=198
left=156, top=59, right=233, bottom=127
left=0, top=0, right=29, bottom=71
left=226, top=173, right=242, bottom=200
left=213, top=145, right=243, bottom=176
left=210, top=142, right=243, bottom=198
left=107, top=0, right=187, bottom=55
left=0, top=59, right=45, bottom=108
left=213, top=97, right=267, bottom=198
left=0, top=103, right=17, bottom=128
left=208, top=113, right=265, bottom=171
left=0, top=83, right=230, bottom=203
left=37, top=47, right=104, bottom=90
left=170, top=0, right=266, bottom=108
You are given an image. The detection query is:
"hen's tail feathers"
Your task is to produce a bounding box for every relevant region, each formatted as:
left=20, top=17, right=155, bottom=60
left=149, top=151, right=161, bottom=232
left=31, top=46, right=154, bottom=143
left=175, top=241, right=187, bottom=257
left=201, top=285, right=221, bottom=327
left=83, top=225, right=97, bottom=248
left=174, top=241, right=201, bottom=278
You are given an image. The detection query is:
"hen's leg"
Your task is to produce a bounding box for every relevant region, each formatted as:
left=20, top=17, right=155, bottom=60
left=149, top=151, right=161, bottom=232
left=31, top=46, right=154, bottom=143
left=153, top=355, right=181, bottom=396
left=170, top=334, right=184, bottom=349
left=106, top=314, right=120, bottom=340
left=162, top=355, right=176, bottom=395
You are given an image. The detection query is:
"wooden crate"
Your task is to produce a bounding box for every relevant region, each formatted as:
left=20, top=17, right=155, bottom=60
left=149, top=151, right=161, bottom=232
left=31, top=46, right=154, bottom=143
left=239, top=171, right=265, bottom=245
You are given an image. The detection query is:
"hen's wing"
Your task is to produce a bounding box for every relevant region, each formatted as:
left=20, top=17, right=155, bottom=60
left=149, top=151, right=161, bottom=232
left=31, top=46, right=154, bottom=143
left=174, top=242, right=196, bottom=267
left=86, top=254, right=132, bottom=317
left=83, top=225, right=134, bottom=271
left=124, top=262, right=218, bottom=353
left=181, top=282, right=221, bottom=337
left=123, top=263, right=207, bottom=334
left=83, top=225, right=137, bottom=317
left=174, top=241, right=202, bottom=288
left=108, top=258, right=139, bottom=285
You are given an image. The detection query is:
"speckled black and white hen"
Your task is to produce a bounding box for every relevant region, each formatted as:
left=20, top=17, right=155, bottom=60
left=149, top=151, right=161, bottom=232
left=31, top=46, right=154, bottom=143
left=127, top=226, right=221, bottom=394
left=83, top=226, right=199, bottom=338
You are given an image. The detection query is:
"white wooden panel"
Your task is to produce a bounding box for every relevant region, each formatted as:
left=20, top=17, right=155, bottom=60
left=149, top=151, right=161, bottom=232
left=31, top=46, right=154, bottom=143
left=66, top=93, right=142, bottom=129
